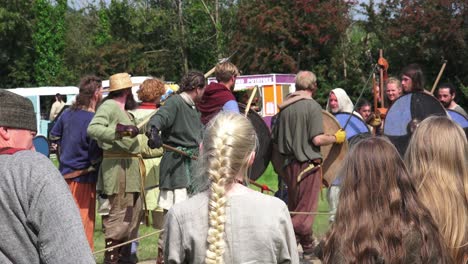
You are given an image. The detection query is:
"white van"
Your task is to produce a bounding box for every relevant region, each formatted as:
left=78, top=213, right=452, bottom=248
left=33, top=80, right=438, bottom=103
left=5, top=86, right=79, bottom=136
left=5, top=76, right=178, bottom=136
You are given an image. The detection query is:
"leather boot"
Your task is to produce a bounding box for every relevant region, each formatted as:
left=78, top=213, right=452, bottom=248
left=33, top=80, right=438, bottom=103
left=300, top=234, right=319, bottom=261
left=104, top=239, right=121, bottom=264
left=118, top=242, right=138, bottom=264
left=156, top=245, right=164, bottom=264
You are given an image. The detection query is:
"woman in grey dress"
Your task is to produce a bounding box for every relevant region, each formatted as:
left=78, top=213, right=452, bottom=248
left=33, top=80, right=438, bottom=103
left=164, top=112, right=299, bottom=264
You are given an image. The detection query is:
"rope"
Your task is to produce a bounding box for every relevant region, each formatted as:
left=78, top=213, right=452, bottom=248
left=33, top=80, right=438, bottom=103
left=92, top=229, right=163, bottom=255
left=343, top=63, right=379, bottom=130
left=90, top=204, right=331, bottom=255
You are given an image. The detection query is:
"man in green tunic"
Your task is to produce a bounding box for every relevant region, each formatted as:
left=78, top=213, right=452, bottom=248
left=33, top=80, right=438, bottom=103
left=146, top=71, right=205, bottom=263
left=87, top=73, right=142, bottom=264
left=273, top=71, right=346, bottom=260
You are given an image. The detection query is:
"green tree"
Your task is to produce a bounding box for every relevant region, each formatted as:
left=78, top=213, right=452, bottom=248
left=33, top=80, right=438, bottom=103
left=62, top=7, right=102, bottom=83
left=94, top=1, right=112, bottom=47
left=32, top=0, right=67, bottom=86
left=233, top=0, right=351, bottom=104
left=0, top=1, right=35, bottom=87
left=360, top=0, right=467, bottom=105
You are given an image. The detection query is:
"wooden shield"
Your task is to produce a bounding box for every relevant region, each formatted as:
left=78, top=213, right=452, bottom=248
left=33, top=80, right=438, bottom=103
left=384, top=92, right=447, bottom=156
left=321, top=110, right=349, bottom=187
left=447, top=109, right=468, bottom=137
left=33, top=135, right=50, bottom=158
left=238, top=103, right=272, bottom=181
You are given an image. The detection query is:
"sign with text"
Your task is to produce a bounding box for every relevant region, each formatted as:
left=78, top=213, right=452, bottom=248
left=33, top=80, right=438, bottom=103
left=208, top=74, right=295, bottom=91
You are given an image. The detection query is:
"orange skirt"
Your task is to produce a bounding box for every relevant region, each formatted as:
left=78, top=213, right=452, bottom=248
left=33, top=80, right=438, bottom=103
left=66, top=180, right=96, bottom=250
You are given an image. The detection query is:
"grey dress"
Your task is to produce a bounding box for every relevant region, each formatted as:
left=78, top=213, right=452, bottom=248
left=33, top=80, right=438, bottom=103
left=164, top=189, right=299, bottom=264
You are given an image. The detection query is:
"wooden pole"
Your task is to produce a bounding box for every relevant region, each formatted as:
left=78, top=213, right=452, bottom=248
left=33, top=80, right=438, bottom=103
left=204, top=67, right=217, bottom=78
left=372, top=73, right=378, bottom=112
left=162, top=144, right=267, bottom=191
left=379, top=49, right=385, bottom=108
left=204, top=50, right=238, bottom=78
left=431, top=60, right=448, bottom=94
left=136, top=110, right=158, bottom=130
left=244, top=86, right=258, bottom=117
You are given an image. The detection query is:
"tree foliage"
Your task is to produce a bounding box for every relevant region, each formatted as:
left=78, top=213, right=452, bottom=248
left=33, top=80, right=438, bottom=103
left=0, top=1, right=35, bottom=87
left=232, top=0, right=351, bottom=104
left=359, top=0, right=467, bottom=105
left=32, top=0, right=67, bottom=86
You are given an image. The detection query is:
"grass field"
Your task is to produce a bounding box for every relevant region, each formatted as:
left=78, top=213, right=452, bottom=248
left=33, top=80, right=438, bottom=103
left=253, top=164, right=331, bottom=238
left=51, top=155, right=328, bottom=263
left=49, top=155, right=330, bottom=263
left=91, top=164, right=331, bottom=263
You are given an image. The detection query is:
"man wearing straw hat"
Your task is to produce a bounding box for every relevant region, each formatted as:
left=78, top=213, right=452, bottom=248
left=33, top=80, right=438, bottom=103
left=0, top=89, right=94, bottom=263
left=88, top=72, right=143, bottom=264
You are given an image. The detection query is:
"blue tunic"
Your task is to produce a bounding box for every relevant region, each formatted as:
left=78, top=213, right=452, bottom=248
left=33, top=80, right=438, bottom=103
left=50, top=109, right=102, bottom=183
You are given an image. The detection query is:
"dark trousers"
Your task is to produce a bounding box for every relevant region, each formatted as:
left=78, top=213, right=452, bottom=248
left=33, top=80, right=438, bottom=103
left=284, top=160, right=322, bottom=249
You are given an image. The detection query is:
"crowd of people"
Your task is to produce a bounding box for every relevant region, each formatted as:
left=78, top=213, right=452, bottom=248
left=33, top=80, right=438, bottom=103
left=0, top=61, right=466, bottom=264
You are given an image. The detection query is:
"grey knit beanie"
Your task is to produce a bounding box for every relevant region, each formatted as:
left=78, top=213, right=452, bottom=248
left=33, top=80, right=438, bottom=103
left=0, top=89, right=37, bottom=132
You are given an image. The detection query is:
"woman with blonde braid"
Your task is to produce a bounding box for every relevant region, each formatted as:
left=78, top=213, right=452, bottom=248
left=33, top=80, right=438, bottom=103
left=164, top=112, right=299, bottom=263
left=405, top=116, right=468, bottom=263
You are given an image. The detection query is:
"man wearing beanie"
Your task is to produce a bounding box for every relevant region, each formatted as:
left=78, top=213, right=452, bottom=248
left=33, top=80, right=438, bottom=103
left=0, top=90, right=94, bottom=263
left=87, top=73, right=143, bottom=264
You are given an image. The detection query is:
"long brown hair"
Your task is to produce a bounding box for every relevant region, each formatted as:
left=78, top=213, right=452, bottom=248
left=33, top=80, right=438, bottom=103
left=71, top=76, right=101, bottom=111
left=401, top=63, right=425, bottom=93
left=405, top=116, right=468, bottom=263
left=322, top=137, right=452, bottom=263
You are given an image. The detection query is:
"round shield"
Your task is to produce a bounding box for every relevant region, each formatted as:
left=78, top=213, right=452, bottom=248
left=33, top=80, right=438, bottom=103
left=384, top=92, right=447, bottom=155
left=238, top=103, right=271, bottom=181
left=321, top=111, right=349, bottom=187
left=447, top=109, right=468, bottom=136
left=33, top=135, right=50, bottom=157
left=334, top=112, right=370, bottom=140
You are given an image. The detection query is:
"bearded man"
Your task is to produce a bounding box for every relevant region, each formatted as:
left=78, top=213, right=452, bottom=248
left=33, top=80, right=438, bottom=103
left=88, top=73, right=143, bottom=264
left=437, top=83, right=467, bottom=117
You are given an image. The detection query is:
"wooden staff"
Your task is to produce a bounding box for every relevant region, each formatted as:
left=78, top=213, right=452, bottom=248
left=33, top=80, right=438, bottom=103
left=204, top=66, right=218, bottom=79
left=204, top=50, right=238, bottom=78
left=372, top=73, right=378, bottom=113
left=431, top=60, right=448, bottom=94
left=244, top=86, right=258, bottom=117
left=136, top=110, right=158, bottom=130
left=379, top=49, right=386, bottom=108
left=164, top=144, right=267, bottom=190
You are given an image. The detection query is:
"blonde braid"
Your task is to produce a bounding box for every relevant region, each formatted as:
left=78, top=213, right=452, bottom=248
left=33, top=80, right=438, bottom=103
left=202, top=113, right=257, bottom=263
left=205, top=129, right=233, bottom=264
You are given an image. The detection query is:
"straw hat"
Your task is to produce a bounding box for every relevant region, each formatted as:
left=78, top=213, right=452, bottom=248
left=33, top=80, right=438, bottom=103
left=109, top=73, right=132, bottom=92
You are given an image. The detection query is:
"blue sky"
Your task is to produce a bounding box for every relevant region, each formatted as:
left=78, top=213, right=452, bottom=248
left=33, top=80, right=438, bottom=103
left=70, top=0, right=377, bottom=20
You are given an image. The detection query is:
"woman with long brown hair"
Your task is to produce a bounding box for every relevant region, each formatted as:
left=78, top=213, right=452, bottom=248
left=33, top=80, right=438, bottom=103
left=405, top=116, right=468, bottom=263
left=320, top=137, right=452, bottom=263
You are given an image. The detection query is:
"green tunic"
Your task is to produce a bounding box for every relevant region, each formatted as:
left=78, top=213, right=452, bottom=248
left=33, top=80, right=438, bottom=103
left=130, top=108, right=164, bottom=190
left=147, top=94, right=202, bottom=190
left=87, top=99, right=141, bottom=195
left=274, top=98, right=323, bottom=162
